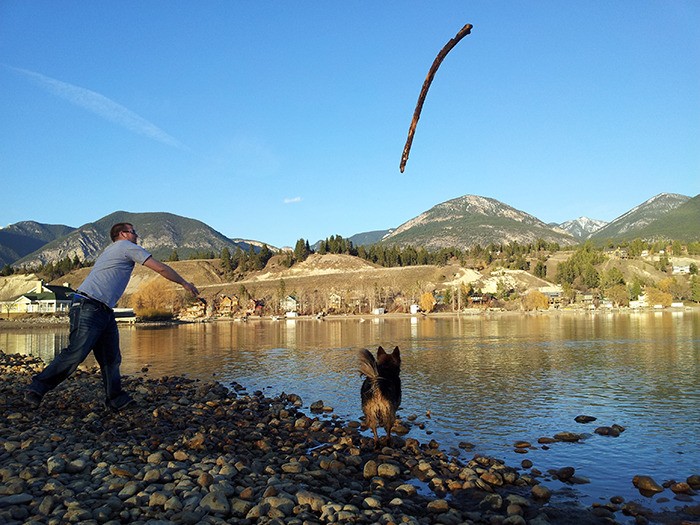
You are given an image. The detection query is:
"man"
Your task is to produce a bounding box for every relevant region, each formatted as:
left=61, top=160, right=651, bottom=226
left=25, top=222, right=200, bottom=411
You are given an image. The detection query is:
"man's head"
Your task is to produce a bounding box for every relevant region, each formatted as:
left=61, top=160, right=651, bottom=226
left=110, top=223, right=139, bottom=243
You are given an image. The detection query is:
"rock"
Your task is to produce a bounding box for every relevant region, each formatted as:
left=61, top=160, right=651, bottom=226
left=263, top=496, right=295, bottom=515
left=281, top=461, right=303, bottom=473
left=574, top=415, right=597, bottom=423
left=396, top=483, right=418, bottom=496
left=363, top=460, right=378, bottom=479
left=296, top=490, right=326, bottom=512
left=479, top=494, right=503, bottom=510
left=230, top=498, right=254, bottom=517
left=553, top=432, right=581, bottom=442
left=427, top=499, right=449, bottom=513
left=363, top=496, right=382, bottom=509
left=198, top=490, right=231, bottom=515
left=556, top=466, right=575, bottom=481
left=531, top=484, right=552, bottom=501
left=670, top=482, right=692, bottom=494
left=0, top=493, right=33, bottom=507
left=480, top=471, right=504, bottom=486
left=66, top=458, right=87, bottom=474
left=633, top=475, right=664, bottom=494
left=46, top=456, right=66, bottom=475
left=377, top=463, right=401, bottom=479
left=595, top=426, right=621, bottom=437
left=687, top=474, right=700, bottom=489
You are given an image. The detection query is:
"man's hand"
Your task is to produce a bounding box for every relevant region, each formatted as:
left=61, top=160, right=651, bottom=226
left=183, top=281, right=199, bottom=296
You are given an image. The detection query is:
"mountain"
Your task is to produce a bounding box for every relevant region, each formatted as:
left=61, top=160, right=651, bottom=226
left=589, top=193, right=691, bottom=242
left=0, top=221, right=76, bottom=267
left=14, top=211, right=259, bottom=267
left=626, top=194, right=700, bottom=242
left=349, top=229, right=393, bottom=247
left=380, top=195, right=576, bottom=250
left=557, top=217, right=608, bottom=240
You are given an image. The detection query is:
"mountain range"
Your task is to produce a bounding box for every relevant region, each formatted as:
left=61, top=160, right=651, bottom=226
left=2, top=212, right=259, bottom=268
left=1, top=192, right=697, bottom=268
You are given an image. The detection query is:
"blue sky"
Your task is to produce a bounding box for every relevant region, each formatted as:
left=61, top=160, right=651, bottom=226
left=1, top=2, right=698, bottom=248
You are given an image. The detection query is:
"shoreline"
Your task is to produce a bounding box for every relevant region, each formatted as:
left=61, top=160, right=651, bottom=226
left=2, top=352, right=698, bottom=524
left=1, top=304, right=698, bottom=329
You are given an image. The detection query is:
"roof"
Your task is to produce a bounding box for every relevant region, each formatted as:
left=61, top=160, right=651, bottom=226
left=15, top=285, right=75, bottom=302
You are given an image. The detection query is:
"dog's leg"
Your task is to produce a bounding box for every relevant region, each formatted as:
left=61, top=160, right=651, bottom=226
left=371, top=426, right=381, bottom=448
left=383, top=414, right=396, bottom=448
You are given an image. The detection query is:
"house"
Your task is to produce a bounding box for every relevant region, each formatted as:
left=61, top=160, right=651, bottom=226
left=328, top=292, right=342, bottom=311
left=217, top=294, right=240, bottom=315
left=672, top=265, right=690, bottom=275
left=538, top=285, right=563, bottom=304
left=246, top=299, right=265, bottom=316
left=630, top=293, right=648, bottom=309
left=280, top=295, right=298, bottom=313
left=0, top=280, right=74, bottom=315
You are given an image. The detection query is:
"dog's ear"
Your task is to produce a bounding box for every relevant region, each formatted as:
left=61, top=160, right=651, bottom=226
left=377, top=346, right=386, bottom=356
left=392, top=346, right=401, bottom=363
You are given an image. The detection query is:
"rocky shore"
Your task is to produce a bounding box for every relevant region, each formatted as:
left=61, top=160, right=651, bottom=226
left=1, top=352, right=698, bottom=525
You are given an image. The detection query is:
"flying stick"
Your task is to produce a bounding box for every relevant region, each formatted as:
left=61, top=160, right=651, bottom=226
left=399, top=23, right=473, bottom=173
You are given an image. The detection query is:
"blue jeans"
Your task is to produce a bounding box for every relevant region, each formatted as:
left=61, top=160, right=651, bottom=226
left=29, top=298, right=124, bottom=402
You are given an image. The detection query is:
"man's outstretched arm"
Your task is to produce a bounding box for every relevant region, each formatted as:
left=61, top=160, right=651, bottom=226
left=143, top=257, right=200, bottom=296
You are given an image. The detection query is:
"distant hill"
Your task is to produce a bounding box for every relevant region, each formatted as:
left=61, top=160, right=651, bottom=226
left=626, top=194, right=700, bottom=242
left=380, top=195, right=576, bottom=250
left=0, top=221, right=75, bottom=267
left=14, top=211, right=261, bottom=267
left=589, top=193, right=691, bottom=243
left=557, top=217, right=608, bottom=240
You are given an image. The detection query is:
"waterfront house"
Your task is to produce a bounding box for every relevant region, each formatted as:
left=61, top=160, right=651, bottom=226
left=280, top=295, right=298, bottom=313
left=328, top=292, right=342, bottom=311
left=0, top=280, right=74, bottom=315
left=217, top=294, right=240, bottom=315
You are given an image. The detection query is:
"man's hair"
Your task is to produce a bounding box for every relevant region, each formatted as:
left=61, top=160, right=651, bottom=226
left=110, top=223, right=133, bottom=242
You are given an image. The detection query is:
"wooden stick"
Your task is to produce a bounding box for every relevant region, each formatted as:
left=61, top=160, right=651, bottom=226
left=400, top=23, right=473, bottom=173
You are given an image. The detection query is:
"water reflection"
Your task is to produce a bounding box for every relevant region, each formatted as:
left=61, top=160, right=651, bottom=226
left=2, top=310, right=699, bottom=511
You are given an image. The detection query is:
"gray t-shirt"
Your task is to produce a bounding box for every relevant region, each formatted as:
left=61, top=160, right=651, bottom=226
left=78, top=240, right=152, bottom=308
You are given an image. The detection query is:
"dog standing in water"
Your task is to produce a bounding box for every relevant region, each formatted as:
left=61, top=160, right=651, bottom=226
left=359, top=346, right=402, bottom=447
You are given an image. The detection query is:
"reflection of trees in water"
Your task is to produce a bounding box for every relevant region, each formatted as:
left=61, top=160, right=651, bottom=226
left=0, top=330, right=70, bottom=364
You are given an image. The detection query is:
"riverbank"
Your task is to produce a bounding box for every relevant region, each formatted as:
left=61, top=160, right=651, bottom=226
left=1, top=352, right=698, bottom=524
left=2, top=303, right=698, bottom=329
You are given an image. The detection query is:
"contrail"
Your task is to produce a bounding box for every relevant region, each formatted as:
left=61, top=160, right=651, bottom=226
left=9, top=66, right=188, bottom=150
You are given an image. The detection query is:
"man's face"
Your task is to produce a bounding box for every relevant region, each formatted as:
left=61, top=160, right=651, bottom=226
left=120, top=225, right=138, bottom=244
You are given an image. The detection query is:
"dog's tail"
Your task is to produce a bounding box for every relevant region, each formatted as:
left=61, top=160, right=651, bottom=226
left=359, top=348, right=379, bottom=379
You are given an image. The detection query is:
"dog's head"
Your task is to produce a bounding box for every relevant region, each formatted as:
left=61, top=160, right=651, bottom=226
left=376, top=345, right=401, bottom=370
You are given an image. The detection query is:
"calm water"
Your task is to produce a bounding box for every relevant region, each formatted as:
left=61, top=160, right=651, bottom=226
left=2, top=310, right=699, bottom=513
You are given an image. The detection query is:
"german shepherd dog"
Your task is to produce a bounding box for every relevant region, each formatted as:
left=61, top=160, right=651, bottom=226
left=359, top=346, right=401, bottom=447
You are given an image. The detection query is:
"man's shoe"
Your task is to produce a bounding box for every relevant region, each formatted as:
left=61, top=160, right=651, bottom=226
left=106, top=392, right=135, bottom=412
left=24, top=389, right=43, bottom=409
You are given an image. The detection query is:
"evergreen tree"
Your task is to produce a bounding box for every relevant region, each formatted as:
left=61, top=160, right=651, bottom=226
left=293, top=238, right=311, bottom=262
